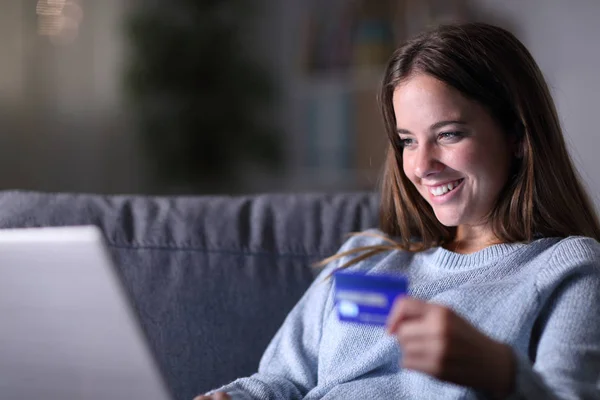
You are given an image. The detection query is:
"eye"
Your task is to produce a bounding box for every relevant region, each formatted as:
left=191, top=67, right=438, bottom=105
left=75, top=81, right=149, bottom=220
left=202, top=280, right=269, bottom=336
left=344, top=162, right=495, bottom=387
left=438, top=131, right=464, bottom=141
left=398, top=137, right=415, bottom=149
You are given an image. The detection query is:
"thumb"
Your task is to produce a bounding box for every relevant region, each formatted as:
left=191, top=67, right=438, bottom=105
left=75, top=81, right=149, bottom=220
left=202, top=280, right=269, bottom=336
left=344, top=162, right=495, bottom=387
left=386, top=296, right=427, bottom=334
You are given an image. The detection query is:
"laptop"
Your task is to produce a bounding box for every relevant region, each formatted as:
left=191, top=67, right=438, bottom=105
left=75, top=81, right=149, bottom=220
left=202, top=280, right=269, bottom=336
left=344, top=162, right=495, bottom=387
left=0, top=225, right=174, bottom=400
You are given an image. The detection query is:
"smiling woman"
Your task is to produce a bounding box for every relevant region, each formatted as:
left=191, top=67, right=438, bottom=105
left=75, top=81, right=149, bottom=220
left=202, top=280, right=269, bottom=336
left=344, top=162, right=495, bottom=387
left=197, top=23, right=600, bottom=400
left=375, top=26, right=600, bottom=254
left=393, top=74, right=514, bottom=250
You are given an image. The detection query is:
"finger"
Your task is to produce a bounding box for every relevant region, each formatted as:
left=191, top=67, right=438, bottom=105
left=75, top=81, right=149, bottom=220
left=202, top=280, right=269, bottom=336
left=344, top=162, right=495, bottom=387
left=395, top=319, right=434, bottom=344
left=400, top=336, right=431, bottom=360
left=397, top=304, right=455, bottom=342
left=386, top=297, right=428, bottom=334
left=401, top=348, right=435, bottom=374
left=400, top=337, right=448, bottom=376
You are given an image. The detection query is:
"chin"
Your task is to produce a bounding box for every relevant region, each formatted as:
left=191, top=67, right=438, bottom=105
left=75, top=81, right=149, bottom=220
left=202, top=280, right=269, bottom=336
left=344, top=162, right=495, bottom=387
left=436, top=219, right=460, bottom=228
left=432, top=210, right=462, bottom=227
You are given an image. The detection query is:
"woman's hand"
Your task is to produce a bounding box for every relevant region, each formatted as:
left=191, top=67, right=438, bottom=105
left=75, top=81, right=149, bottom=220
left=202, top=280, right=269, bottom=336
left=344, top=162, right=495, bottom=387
left=386, top=297, right=515, bottom=397
left=193, top=392, right=231, bottom=400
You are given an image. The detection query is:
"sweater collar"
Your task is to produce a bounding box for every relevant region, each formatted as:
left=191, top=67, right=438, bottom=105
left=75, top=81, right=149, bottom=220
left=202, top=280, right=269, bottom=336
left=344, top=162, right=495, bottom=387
left=427, top=242, right=527, bottom=269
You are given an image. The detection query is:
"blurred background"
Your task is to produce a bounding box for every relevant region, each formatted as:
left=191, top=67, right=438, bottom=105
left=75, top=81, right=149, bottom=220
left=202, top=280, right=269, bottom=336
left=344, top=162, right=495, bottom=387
left=0, top=0, right=599, bottom=204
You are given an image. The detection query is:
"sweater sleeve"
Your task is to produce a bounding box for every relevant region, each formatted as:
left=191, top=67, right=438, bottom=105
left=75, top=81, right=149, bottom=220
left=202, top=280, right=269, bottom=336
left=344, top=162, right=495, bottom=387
left=507, top=259, right=600, bottom=399
left=205, top=252, right=341, bottom=400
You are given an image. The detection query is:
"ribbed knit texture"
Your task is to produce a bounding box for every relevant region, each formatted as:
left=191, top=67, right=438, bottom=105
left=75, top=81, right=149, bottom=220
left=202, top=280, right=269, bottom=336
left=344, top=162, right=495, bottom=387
left=210, top=231, right=600, bottom=399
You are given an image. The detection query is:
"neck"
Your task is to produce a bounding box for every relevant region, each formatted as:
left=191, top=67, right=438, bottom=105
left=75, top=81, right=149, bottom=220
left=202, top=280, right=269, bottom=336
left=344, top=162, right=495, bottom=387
left=446, top=224, right=501, bottom=254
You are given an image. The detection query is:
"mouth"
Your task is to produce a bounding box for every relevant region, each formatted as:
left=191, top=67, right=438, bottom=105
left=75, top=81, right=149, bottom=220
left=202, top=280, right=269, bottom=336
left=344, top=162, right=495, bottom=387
left=428, top=178, right=464, bottom=198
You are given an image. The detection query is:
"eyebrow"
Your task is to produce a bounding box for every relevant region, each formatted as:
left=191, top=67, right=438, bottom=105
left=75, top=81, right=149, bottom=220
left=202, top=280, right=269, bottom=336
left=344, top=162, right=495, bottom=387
left=396, top=120, right=467, bottom=135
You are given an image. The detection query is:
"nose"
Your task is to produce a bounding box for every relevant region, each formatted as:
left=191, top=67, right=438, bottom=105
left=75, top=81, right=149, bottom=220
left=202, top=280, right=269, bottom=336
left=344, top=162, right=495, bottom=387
left=411, top=144, right=444, bottom=179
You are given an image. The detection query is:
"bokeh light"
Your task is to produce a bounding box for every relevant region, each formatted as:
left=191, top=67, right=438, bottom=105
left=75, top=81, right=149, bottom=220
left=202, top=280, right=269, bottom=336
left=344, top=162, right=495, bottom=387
left=36, top=0, right=83, bottom=45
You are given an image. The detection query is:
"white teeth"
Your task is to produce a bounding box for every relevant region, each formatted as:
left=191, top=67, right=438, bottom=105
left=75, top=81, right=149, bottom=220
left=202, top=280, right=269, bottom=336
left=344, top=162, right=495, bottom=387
left=430, top=179, right=462, bottom=197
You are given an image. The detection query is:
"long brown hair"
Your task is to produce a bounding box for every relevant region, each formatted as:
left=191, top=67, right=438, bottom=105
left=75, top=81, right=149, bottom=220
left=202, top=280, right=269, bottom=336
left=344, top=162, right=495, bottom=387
left=322, top=22, right=600, bottom=269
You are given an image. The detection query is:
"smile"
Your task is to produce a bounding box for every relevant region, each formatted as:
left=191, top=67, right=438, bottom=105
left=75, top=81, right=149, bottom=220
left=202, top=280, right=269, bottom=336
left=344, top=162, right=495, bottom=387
left=429, top=179, right=464, bottom=197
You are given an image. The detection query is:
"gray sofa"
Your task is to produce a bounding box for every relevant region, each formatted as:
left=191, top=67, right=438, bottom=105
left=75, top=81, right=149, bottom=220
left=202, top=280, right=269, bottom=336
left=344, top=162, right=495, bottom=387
left=0, top=190, right=379, bottom=400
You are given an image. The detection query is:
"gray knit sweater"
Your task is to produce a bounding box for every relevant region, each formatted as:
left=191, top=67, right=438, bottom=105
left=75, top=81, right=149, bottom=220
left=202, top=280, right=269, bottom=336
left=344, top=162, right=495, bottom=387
left=212, top=231, right=600, bottom=399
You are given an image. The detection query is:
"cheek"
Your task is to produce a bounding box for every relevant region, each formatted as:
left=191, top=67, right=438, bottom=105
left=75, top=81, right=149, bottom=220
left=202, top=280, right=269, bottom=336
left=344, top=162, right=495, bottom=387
left=459, top=147, right=509, bottom=189
left=443, top=145, right=478, bottom=170
left=402, top=154, right=416, bottom=182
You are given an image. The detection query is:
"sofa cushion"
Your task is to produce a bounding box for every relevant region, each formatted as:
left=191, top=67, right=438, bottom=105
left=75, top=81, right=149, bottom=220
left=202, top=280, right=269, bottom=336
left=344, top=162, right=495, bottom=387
left=0, top=190, right=379, bottom=399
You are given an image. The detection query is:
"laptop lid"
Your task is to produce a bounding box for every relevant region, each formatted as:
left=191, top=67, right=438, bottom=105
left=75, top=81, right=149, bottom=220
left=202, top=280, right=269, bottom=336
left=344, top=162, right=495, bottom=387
left=0, top=226, right=173, bottom=400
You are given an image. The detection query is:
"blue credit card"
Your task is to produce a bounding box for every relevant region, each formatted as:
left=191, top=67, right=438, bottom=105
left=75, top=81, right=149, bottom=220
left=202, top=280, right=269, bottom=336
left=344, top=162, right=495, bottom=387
left=333, top=270, right=408, bottom=326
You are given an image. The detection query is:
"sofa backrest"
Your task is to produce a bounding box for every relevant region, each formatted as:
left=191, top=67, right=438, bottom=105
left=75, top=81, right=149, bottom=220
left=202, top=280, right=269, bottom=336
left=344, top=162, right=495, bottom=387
left=0, top=190, right=379, bottom=400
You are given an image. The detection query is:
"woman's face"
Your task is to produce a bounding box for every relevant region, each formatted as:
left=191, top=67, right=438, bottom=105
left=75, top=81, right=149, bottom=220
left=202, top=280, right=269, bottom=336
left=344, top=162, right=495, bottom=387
left=393, top=74, right=513, bottom=229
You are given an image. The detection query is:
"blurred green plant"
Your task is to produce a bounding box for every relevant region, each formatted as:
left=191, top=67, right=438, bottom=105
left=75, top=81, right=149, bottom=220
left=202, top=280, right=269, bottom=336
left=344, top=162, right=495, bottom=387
left=124, top=0, right=282, bottom=193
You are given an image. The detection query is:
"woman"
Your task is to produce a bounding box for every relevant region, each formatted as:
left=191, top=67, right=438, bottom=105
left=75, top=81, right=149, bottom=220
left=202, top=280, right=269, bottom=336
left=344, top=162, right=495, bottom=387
left=197, top=22, right=600, bottom=399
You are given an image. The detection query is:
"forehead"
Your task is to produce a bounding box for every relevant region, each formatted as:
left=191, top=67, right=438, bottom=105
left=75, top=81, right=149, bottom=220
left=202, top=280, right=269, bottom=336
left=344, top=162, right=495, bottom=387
left=392, top=74, right=474, bottom=126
